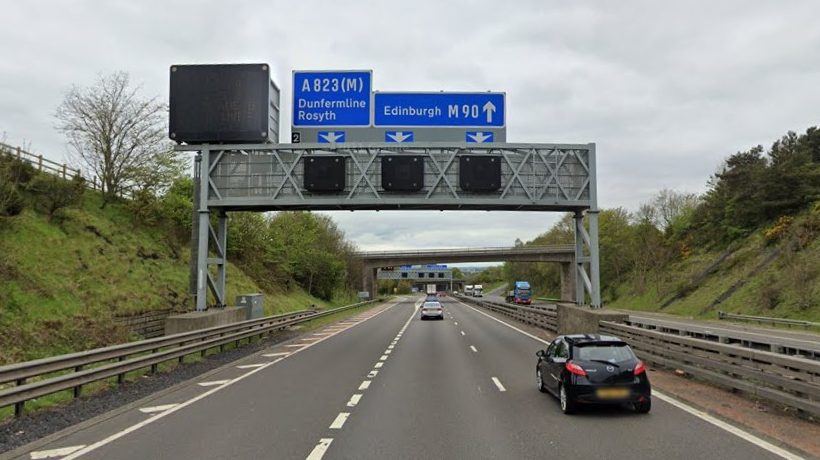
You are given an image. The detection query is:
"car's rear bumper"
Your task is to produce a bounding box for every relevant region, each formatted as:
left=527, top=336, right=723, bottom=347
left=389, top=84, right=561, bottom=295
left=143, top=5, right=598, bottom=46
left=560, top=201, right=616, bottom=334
left=420, top=311, right=444, bottom=319
left=570, top=383, right=651, bottom=404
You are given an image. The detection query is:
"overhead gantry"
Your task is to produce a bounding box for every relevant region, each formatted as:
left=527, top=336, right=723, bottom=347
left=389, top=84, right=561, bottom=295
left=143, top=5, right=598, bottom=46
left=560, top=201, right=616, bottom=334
left=356, top=245, right=578, bottom=302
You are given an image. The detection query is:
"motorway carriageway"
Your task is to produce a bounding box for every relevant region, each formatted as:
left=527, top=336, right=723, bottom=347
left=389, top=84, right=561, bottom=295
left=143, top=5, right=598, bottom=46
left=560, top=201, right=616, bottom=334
left=5, top=297, right=804, bottom=460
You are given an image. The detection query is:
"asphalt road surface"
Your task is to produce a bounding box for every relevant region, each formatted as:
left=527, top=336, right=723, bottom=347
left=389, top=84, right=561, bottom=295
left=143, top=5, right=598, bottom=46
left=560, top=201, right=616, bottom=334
left=7, top=297, right=802, bottom=460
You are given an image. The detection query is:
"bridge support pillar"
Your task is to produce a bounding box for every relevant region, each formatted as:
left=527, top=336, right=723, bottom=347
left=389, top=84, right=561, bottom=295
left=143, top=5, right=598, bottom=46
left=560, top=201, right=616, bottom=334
left=362, top=266, right=377, bottom=299
left=560, top=262, right=575, bottom=302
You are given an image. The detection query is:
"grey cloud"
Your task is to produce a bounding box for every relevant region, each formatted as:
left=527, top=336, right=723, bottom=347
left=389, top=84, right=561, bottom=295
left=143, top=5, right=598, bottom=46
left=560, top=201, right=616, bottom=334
left=1, top=1, right=818, bottom=249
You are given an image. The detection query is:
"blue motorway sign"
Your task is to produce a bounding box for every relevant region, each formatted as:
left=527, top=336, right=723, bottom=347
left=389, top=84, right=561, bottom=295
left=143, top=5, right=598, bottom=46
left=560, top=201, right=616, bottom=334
left=292, top=70, right=371, bottom=126
left=374, top=92, right=504, bottom=127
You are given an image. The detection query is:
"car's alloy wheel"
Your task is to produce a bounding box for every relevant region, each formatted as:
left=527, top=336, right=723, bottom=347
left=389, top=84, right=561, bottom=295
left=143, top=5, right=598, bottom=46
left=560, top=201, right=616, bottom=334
left=537, top=370, right=547, bottom=393
left=560, top=385, right=576, bottom=414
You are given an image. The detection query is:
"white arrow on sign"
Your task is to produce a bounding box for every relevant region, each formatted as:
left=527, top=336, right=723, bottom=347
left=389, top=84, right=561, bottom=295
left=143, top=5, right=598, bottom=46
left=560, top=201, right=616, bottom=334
left=467, top=132, right=492, bottom=143
left=482, top=101, right=496, bottom=123
left=320, top=132, right=343, bottom=143
left=387, top=131, right=412, bottom=143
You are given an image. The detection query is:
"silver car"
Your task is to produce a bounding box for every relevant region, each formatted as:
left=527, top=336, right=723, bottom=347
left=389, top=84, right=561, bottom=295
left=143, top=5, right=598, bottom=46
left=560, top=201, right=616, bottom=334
left=420, top=301, right=444, bottom=320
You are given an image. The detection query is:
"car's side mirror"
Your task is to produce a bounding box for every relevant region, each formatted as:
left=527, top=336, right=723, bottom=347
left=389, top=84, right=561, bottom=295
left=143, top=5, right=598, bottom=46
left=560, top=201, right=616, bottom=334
left=536, top=350, right=545, bottom=358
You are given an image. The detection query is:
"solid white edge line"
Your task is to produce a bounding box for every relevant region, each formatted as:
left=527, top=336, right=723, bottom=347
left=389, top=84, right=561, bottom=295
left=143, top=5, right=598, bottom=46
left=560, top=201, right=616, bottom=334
left=61, top=300, right=400, bottom=460
left=491, top=377, right=507, bottom=392
left=347, top=394, right=362, bottom=407
left=30, top=445, right=87, bottom=459
left=455, top=300, right=805, bottom=460
left=305, top=438, right=333, bottom=460
left=262, top=352, right=291, bottom=357
left=329, top=412, right=350, bottom=429
left=652, top=391, right=804, bottom=460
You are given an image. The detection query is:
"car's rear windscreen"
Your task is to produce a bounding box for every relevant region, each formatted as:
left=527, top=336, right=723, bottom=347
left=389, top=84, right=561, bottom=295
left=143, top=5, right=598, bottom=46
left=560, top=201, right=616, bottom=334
left=574, top=344, right=635, bottom=362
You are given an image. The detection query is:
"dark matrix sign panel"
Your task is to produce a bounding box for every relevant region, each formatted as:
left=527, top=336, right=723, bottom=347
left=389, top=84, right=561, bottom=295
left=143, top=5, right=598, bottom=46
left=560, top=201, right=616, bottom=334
left=170, top=64, right=279, bottom=143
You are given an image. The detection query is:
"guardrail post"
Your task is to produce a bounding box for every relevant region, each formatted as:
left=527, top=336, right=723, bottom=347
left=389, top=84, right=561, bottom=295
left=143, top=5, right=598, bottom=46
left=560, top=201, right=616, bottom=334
left=38, top=154, right=43, bottom=171
left=15, top=378, right=26, bottom=417
left=62, top=164, right=67, bottom=179
left=73, top=366, right=83, bottom=398
left=151, top=349, right=159, bottom=374
left=117, top=356, right=126, bottom=384
left=16, top=146, right=22, bottom=160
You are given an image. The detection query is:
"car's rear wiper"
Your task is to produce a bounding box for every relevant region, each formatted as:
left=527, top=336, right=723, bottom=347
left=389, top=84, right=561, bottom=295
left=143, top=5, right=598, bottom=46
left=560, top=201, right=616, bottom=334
left=588, top=359, right=620, bottom=367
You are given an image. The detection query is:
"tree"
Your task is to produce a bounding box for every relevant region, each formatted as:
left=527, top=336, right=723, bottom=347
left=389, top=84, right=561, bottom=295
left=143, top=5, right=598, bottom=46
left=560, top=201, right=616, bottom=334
left=55, top=72, right=180, bottom=206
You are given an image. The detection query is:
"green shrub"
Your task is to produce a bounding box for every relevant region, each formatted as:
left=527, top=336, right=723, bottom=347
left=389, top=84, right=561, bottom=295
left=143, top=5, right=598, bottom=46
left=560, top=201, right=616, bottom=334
left=26, top=173, right=85, bottom=222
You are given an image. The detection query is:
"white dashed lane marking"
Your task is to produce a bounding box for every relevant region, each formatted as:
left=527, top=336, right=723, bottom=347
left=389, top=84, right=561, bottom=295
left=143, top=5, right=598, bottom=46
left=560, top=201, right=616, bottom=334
left=374, top=362, right=384, bottom=368
left=306, top=438, right=333, bottom=460
left=470, top=345, right=478, bottom=353
left=492, top=377, right=507, bottom=392
left=368, top=370, right=379, bottom=378
left=329, top=413, right=350, bottom=429
left=347, top=394, right=362, bottom=407
left=461, top=331, right=465, bottom=336
left=359, top=380, right=371, bottom=390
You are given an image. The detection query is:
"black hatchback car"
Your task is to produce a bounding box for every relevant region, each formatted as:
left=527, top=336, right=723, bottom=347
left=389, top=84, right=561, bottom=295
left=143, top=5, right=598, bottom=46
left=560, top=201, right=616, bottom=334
left=535, top=334, right=651, bottom=414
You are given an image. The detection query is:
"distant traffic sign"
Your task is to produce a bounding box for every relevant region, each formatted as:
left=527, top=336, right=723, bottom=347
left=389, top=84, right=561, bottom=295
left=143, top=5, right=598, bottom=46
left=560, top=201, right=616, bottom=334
left=374, top=92, right=504, bottom=127
left=292, top=70, right=371, bottom=127
left=385, top=131, right=414, bottom=143
left=318, top=131, right=345, bottom=143
left=466, top=131, right=494, bottom=143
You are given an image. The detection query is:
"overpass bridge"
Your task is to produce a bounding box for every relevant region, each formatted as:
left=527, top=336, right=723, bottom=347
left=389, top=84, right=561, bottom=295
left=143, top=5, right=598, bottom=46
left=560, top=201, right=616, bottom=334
left=356, top=245, right=577, bottom=301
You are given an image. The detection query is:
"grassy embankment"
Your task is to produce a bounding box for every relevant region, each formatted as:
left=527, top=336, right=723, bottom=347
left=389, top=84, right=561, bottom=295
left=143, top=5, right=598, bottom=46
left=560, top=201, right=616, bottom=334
left=608, top=208, right=820, bottom=322
left=0, top=191, right=358, bottom=365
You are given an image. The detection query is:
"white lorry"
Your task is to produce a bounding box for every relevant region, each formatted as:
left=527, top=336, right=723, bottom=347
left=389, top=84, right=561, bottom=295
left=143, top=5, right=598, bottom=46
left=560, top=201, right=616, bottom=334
left=473, top=284, right=484, bottom=297
left=464, top=285, right=474, bottom=296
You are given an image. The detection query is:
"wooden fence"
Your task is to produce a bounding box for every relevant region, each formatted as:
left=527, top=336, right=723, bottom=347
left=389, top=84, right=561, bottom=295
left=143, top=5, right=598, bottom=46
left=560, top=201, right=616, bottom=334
left=0, top=141, right=119, bottom=194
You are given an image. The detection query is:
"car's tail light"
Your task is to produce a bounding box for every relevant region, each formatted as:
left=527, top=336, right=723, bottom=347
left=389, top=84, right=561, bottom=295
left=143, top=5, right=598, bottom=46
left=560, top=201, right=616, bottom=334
left=565, top=361, right=587, bottom=377
left=634, top=360, right=646, bottom=375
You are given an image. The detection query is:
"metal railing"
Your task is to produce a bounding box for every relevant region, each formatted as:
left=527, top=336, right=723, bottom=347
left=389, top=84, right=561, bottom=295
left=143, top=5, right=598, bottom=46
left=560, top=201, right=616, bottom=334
left=0, top=300, right=377, bottom=418
left=356, top=245, right=575, bottom=257
left=456, top=295, right=557, bottom=332
left=718, top=311, right=820, bottom=330
left=600, top=321, right=820, bottom=418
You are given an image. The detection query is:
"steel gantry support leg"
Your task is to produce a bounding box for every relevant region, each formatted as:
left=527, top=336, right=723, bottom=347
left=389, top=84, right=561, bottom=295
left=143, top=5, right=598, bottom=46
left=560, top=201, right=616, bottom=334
left=574, top=211, right=588, bottom=306
left=214, top=210, right=228, bottom=307
left=192, top=147, right=230, bottom=310
left=587, top=210, right=601, bottom=309
left=194, top=147, right=211, bottom=311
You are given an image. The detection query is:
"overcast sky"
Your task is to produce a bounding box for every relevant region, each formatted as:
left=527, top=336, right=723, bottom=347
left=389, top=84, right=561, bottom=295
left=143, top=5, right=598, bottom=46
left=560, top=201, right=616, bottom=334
left=2, top=1, right=819, bottom=252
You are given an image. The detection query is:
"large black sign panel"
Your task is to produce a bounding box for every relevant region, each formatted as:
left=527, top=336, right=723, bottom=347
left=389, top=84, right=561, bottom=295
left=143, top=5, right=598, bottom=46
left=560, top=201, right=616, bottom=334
left=169, top=64, right=279, bottom=143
